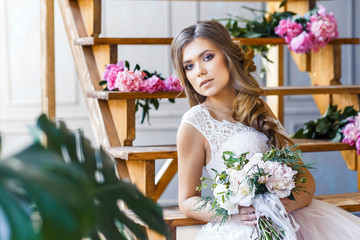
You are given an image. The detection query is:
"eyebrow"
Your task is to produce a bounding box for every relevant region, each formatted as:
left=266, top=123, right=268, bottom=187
left=183, top=49, right=213, bottom=65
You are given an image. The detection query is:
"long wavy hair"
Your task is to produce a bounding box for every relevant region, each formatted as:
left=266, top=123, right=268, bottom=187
left=171, top=20, right=292, bottom=148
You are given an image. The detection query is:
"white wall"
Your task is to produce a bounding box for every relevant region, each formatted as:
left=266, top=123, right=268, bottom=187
left=0, top=0, right=359, bottom=206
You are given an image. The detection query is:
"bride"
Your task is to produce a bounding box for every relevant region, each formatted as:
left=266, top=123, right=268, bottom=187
left=171, top=20, right=360, bottom=239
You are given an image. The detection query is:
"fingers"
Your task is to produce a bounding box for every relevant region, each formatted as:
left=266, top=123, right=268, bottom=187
left=232, top=206, right=258, bottom=226
left=239, top=206, right=255, bottom=214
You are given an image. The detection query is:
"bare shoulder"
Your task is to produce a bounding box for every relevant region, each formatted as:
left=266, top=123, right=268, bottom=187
left=177, top=122, right=206, bottom=163
left=177, top=122, right=205, bottom=150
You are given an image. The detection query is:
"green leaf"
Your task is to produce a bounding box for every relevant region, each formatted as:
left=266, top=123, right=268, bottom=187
left=243, top=31, right=263, bottom=38
left=331, top=131, right=342, bottom=143
left=99, top=80, right=107, bottom=86
left=315, top=118, right=332, bottom=134
left=340, top=106, right=358, bottom=121
left=151, top=99, right=160, bottom=110
left=134, top=64, right=140, bottom=71
left=288, top=192, right=296, bottom=201
left=0, top=177, right=37, bottom=240
left=279, top=0, right=288, bottom=8
left=291, top=129, right=306, bottom=139
left=125, top=60, right=130, bottom=70
left=0, top=114, right=168, bottom=240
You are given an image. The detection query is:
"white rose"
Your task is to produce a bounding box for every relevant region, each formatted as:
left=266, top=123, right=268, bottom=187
left=233, top=184, right=255, bottom=207
left=213, top=184, right=239, bottom=214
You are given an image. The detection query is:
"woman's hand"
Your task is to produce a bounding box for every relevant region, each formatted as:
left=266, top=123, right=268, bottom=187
left=280, top=197, right=295, bottom=213
left=231, top=206, right=258, bottom=226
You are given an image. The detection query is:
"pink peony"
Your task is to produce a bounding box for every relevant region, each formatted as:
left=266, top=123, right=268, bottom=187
left=265, top=163, right=297, bottom=198
left=115, top=70, right=144, bottom=92
left=275, top=19, right=304, bottom=44
left=342, top=122, right=357, bottom=146
left=116, top=60, right=126, bottom=70
left=289, top=31, right=314, bottom=54
left=356, top=138, right=360, bottom=155
left=164, top=75, right=183, bottom=91
left=140, top=75, right=166, bottom=93
left=102, top=64, right=122, bottom=90
left=102, top=61, right=126, bottom=90
left=342, top=113, right=360, bottom=147
left=311, top=19, right=338, bottom=50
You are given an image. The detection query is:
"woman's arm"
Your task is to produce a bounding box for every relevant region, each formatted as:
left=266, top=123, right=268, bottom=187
left=263, top=101, right=316, bottom=212
left=177, top=123, right=258, bottom=225
left=177, top=122, right=214, bottom=221
left=281, top=166, right=316, bottom=213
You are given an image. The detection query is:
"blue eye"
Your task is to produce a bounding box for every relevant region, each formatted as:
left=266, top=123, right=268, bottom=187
left=204, top=54, right=214, bottom=61
left=184, top=64, right=194, bottom=71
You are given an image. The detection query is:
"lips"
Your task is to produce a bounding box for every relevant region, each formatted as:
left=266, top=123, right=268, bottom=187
left=200, top=79, right=213, bottom=87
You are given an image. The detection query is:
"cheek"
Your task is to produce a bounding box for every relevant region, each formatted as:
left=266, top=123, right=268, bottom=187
left=185, top=72, right=197, bottom=87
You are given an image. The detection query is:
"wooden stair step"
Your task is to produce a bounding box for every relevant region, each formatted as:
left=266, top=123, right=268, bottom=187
left=75, top=37, right=359, bottom=46
left=128, top=192, right=360, bottom=239
left=106, top=145, right=177, bottom=160
left=161, top=192, right=360, bottom=227
left=163, top=206, right=206, bottom=227
left=88, top=84, right=360, bottom=100
left=292, top=139, right=355, bottom=152
left=106, top=140, right=355, bottom=161
left=262, top=85, right=360, bottom=96
left=87, top=91, right=185, bottom=100
left=314, top=192, right=360, bottom=212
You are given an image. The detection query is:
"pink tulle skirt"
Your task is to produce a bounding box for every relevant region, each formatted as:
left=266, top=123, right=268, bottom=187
left=195, top=199, right=360, bottom=240
left=292, top=199, right=360, bottom=239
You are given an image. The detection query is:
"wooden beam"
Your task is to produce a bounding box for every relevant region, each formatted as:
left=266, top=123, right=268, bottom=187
left=57, top=0, right=120, bottom=148
left=108, top=99, right=135, bottom=147
left=40, top=0, right=55, bottom=120
left=78, top=0, right=101, bottom=37
left=154, top=158, right=178, bottom=201
left=73, top=37, right=360, bottom=46
left=126, top=160, right=156, bottom=200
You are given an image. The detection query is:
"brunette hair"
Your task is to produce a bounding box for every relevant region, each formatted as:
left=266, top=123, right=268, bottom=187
left=171, top=20, right=292, bottom=148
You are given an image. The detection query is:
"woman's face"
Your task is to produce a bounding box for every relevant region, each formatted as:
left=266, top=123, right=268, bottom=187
left=182, top=38, right=232, bottom=98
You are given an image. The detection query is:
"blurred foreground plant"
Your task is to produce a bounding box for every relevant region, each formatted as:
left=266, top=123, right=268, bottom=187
left=0, top=114, right=168, bottom=240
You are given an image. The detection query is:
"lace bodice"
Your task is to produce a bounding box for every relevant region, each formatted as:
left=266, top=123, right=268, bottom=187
left=181, top=105, right=270, bottom=179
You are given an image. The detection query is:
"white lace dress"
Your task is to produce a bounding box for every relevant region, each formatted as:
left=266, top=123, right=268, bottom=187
left=181, top=105, right=360, bottom=240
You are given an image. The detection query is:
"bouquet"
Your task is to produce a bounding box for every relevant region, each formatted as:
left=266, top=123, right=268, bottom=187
left=196, top=146, right=314, bottom=239
left=100, top=60, right=183, bottom=123
left=275, top=5, right=338, bottom=53
left=342, top=112, right=360, bottom=154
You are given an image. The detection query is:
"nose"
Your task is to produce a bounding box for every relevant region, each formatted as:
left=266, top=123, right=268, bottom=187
left=196, top=63, right=207, bottom=77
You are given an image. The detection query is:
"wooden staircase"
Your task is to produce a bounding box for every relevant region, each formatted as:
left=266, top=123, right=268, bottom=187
left=56, top=0, right=360, bottom=239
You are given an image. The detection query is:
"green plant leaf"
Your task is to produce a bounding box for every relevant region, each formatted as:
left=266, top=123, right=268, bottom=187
left=134, top=64, right=140, bottom=71
left=331, top=131, right=342, bottom=143
left=125, top=60, right=130, bottom=70
left=315, top=118, right=332, bottom=134
left=292, top=129, right=306, bottom=139
left=279, top=0, right=288, bottom=8
left=0, top=114, right=168, bottom=240
left=99, top=80, right=107, bottom=86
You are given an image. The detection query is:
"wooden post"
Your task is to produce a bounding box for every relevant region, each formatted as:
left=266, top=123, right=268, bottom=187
left=40, top=0, right=55, bottom=120
left=78, top=0, right=102, bottom=37
left=265, top=1, right=286, bottom=123
left=265, top=45, right=284, bottom=123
